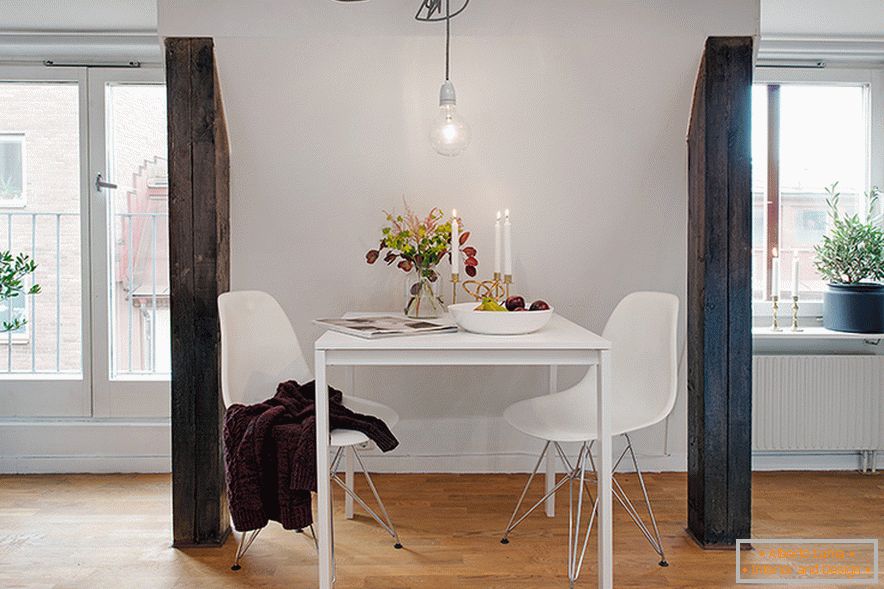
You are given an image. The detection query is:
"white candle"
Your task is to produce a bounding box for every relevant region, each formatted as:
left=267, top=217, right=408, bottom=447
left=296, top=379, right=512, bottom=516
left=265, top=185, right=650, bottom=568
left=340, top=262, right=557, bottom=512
left=451, top=209, right=459, bottom=275
left=494, top=211, right=502, bottom=275
left=503, top=209, right=512, bottom=276
left=791, top=249, right=799, bottom=298
left=771, top=253, right=780, bottom=299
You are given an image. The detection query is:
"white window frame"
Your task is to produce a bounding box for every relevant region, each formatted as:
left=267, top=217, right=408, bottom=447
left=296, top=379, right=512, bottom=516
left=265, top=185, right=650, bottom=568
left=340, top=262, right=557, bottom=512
left=0, top=132, right=26, bottom=208
left=0, top=66, right=91, bottom=417
left=751, top=66, right=884, bottom=318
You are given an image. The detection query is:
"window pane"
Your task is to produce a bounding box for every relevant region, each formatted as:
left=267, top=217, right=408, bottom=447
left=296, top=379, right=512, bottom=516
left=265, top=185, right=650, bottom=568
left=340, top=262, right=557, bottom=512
left=0, top=82, right=82, bottom=375
left=0, top=135, right=24, bottom=202
left=106, top=84, right=169, bottom=378
left=779, top=85, right=866, bottom=299
left=751, top=86, right=768, bottom=301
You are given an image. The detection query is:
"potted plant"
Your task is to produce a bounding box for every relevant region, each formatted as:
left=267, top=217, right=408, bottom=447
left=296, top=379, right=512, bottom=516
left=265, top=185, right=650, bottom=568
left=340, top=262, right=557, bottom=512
left=814, top=182, right=884, bottom=333
left=1, top=250, right=41, bottom=333
left=366, top=202, right=478, bottom=318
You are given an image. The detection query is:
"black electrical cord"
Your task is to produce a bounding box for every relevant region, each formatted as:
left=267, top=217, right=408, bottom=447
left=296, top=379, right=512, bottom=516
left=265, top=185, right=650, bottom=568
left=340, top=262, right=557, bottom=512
left=445, top=0, right=450, bottom=80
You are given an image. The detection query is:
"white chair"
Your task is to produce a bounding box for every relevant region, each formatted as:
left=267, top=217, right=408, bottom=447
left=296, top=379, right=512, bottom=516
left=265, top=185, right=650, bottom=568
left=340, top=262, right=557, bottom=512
left=218, top=290, right=403, bottom=571
left=501, top=291, right=679, bottom=586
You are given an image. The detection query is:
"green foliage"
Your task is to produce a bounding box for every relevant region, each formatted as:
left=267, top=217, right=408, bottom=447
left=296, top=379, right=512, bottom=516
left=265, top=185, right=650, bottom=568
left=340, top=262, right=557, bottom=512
left=365, top=200, right=479, bottom=280
left=0, top=250, right=41, bottom=333
left=813, top=182, right=884, bottom=284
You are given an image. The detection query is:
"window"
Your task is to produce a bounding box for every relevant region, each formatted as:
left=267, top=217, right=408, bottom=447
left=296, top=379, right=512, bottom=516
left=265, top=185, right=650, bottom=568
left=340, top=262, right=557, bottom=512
left=0, top=133, right=25, bottom=206
left=752, top=80, right=871, bottom=302
left=0, top=293, right=27, bottom=338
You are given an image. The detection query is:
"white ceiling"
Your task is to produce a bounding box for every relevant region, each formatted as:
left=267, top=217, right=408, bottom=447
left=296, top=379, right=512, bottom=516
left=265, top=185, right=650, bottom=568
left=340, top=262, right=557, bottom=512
left=761, top=0, right=884, bottom=36
left=0, top=0, right=882, bottom=38
left=0, top=0, right=156, bottom=32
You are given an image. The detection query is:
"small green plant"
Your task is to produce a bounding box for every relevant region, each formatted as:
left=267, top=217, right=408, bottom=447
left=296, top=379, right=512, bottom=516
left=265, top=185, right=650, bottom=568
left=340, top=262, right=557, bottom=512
left=813, top=182, right=884, bottom=285
left=0, top=251, right=41, bottom=333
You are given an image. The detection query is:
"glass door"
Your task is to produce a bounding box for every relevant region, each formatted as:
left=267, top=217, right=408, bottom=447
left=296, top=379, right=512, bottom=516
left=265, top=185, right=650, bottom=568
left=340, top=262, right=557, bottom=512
left=0, top=66, right=169, bottom=419
left=0, top=66, right=90, bottom=417
left=88, top=68, right=170, bottom=418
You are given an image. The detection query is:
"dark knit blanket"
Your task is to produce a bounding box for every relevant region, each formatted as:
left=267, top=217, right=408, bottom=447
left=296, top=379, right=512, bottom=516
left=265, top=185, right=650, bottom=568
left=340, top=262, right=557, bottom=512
left=223, top=380, right=398, bottom=532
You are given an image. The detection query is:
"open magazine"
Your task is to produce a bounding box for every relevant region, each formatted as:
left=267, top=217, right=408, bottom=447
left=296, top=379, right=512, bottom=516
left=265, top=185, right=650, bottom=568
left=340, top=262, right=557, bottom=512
left=314, top=315, right=457, bottom=339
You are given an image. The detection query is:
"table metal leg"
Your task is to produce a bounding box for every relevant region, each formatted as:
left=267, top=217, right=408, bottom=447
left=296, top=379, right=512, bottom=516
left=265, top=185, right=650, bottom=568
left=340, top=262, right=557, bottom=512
left=545, top=365, right=558, bottom=517
left=344, top=367, right=356, bottom=519
left=315, top=350, right=334, bottom=588
left=596, top=351, right=613, bottom=589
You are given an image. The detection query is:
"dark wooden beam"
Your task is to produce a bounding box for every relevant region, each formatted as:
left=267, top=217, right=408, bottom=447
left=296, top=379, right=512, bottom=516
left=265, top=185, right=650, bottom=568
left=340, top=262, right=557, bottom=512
left=686, top=36, right=753, bottom=548
left=166, top=37, right=231, bottom=547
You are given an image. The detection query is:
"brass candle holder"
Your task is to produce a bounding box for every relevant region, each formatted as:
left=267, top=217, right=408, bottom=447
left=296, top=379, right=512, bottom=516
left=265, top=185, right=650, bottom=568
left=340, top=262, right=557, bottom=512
left=790, top=295, right=803, bottom=332
left=461, top=271, right=511, bottom=302
left=451, top=273, right=459, bottom=304
left=770, top=295, right=783, bottom=332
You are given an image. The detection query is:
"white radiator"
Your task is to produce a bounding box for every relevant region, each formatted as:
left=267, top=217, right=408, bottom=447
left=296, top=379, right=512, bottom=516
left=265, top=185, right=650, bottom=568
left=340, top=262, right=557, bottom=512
left=752, top=355, right=882, bottom=452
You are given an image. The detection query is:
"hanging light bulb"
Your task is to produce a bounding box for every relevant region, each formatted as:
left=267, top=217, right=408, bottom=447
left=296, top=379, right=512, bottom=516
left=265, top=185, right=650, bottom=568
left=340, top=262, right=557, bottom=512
left=430, top=80, right=470, bottom=156
left=429, top=0, right=470, bottom=156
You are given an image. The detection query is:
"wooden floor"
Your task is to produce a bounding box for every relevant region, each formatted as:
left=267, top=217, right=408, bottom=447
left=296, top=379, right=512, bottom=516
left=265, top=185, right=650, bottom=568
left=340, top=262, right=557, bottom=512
left=0, top=472, right=881, bottom=588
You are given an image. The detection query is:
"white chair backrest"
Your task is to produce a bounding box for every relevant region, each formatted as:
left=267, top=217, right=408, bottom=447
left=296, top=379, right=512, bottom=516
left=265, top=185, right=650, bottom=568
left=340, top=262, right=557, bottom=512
left=218, top=290, right=312, bottom=408
left=602, top=291, right=679, bottom=425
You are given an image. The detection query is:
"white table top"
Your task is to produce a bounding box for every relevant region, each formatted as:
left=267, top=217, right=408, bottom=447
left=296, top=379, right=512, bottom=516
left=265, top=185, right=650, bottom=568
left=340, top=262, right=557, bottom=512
left=315, top=312, right=610, bottom=351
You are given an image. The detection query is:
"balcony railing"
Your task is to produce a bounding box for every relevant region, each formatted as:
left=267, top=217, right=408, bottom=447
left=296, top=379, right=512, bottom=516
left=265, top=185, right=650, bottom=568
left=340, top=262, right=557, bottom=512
left=1, top=211, right=80, bottom=375
left=0, top=210, right=170, bottom=378
left=112, top=211, right=170, bottom=378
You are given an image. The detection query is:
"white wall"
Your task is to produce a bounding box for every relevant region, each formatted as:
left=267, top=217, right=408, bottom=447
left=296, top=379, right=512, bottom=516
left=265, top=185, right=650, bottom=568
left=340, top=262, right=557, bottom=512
left=762, top=0, right=884, bottom=36
left=157, top=0, right=760, bottom=472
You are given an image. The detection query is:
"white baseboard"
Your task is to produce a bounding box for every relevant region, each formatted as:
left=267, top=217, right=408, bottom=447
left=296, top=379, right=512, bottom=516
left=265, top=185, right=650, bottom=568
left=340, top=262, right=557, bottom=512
left=752, top=452, right=873, bottom=471
left=0, top=418, right=876, bottom=474
left=0, top=455, right=171, bottom=473
left=0, top=419, right=171, bottom=474
left=355, top=451, right=688, bottom=473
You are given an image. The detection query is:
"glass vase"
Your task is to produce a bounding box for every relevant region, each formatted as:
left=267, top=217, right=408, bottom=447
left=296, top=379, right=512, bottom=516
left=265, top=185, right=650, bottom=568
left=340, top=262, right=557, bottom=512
left=404, top=271, right=445, bottom=319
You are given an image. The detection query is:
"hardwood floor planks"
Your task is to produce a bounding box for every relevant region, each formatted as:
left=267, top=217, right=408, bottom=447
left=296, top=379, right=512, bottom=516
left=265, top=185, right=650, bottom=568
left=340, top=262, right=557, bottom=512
left=0, top=472, right=880, bottom=588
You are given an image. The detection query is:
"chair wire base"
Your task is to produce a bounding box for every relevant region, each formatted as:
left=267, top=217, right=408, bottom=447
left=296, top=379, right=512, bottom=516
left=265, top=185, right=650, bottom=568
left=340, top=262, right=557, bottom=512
left=231, top=527, right=262, bottom=570
left=330, top=446, right=403, bottom=549
left=230, top=445, right=402, bottom=571
left=500, top=435, right=668, bottom=585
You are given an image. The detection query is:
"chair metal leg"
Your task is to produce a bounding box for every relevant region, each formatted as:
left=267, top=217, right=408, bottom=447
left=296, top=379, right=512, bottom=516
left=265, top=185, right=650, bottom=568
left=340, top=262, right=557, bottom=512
left=501, top=441, right=550, bottom=543
left=585, top=436, right=668, bottom=566
left=502, top=442, right=582, bottom=542
left=231, top=528, right=262, bottom=571
left=352, top=448, right=403, bottom=549
left=624, top=433, right=667, bottom=566
left=568, top=444, right=589, bottom=586
left=502, top=435, right=670, bottom=583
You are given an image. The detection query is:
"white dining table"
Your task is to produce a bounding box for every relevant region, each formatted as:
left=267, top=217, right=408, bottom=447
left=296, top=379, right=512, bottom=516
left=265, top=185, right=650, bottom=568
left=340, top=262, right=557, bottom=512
left=313, top=313, right=613, bottom=588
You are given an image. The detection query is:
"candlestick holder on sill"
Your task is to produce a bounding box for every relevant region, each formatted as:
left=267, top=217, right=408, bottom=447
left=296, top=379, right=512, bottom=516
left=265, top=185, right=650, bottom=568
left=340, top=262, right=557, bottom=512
left=460, top=271, right=512, bottom=302
left=451, top=273, right=459, bottom=304
left=790, top=295, right=803, bottom=332
left=770, top=295, right=783, bottom=332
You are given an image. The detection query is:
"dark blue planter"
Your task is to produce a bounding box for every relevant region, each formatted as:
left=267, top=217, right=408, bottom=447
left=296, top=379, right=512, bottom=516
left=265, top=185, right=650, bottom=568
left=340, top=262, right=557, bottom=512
left=822, top=283, right=884, bottom=333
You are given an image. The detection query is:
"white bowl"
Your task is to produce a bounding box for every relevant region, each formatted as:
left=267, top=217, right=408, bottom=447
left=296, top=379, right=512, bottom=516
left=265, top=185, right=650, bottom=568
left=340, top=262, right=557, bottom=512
left=448, top=302, right=554, bottom=335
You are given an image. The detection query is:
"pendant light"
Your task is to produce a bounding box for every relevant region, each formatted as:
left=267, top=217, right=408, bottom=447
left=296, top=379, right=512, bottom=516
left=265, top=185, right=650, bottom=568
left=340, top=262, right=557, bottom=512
left=429, top=0, right=470, bottom=156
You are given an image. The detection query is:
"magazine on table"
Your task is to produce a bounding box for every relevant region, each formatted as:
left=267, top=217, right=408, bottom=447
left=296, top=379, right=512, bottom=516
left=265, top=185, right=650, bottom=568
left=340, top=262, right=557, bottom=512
left=314, top=315, right=457, bottom=339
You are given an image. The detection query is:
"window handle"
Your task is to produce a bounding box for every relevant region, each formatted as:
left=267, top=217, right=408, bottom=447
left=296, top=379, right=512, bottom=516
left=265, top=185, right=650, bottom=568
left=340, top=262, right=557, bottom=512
left=95, top=173, right=117, bottom=192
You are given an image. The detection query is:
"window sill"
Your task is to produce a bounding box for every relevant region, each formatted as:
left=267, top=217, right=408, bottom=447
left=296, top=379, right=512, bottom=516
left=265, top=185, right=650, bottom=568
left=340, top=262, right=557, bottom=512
left=0, top=200, right=27, bottom=209
left=753, top=326, right=883, bottom=343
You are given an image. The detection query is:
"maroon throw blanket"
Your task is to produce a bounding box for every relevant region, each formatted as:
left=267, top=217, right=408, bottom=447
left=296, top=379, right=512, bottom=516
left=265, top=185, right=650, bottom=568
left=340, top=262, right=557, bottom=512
left=223, top=380, right=398, bottom=532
